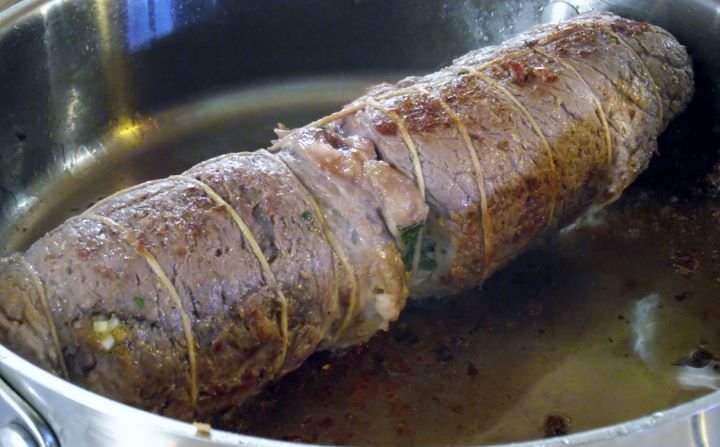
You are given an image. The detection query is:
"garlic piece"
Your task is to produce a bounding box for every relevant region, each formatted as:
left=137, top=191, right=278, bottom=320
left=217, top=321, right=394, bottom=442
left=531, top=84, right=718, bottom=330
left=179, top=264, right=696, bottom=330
left=93, top=320, right=109, bottom=333
left=108, top=315, right=120, bottom=331
left=99, top=334, right=115, bottom=351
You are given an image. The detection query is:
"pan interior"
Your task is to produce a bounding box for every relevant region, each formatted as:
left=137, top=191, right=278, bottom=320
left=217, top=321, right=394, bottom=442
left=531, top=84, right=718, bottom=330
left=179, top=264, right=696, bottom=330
left=2, top=77, right=718, bottom=446
left=235, top=187, right=719, bottom=446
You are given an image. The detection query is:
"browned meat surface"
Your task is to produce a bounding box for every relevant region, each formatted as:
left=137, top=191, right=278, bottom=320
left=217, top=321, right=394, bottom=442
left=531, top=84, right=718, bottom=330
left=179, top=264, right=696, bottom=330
left=0, top=13, right=693, bottom=420
left=341, top=12, right=693, bottom=296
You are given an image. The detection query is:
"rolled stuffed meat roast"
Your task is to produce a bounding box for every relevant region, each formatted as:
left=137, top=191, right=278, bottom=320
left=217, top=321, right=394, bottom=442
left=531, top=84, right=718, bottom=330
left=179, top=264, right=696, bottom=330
left=0, top=13, right=694, bottom=420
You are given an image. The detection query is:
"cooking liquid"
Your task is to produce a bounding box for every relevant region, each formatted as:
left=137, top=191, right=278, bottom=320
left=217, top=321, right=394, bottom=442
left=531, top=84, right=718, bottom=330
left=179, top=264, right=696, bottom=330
left=233, top=189, right=719, bottom=445
left=1, top=77, right=717, bottom=446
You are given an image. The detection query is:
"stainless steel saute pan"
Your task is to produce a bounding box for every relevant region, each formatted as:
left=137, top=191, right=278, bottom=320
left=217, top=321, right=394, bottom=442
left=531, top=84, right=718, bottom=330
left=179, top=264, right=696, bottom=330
left=2, top=0, right=720, bottom=446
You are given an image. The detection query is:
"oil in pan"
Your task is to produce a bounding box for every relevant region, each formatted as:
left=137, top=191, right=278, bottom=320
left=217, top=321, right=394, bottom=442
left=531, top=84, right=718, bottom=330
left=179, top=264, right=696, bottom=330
left=232, top=190, right=720, bottom=446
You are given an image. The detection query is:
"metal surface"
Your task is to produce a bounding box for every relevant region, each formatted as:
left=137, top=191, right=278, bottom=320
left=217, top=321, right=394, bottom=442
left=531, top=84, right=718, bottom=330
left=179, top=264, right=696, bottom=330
left=0, top=425, right=37, bottom=447
left=0, top=344, right=284, bottom=447
left=0, top=377, right=56, bottom=447
left=1, top=0, right=720, bottom=446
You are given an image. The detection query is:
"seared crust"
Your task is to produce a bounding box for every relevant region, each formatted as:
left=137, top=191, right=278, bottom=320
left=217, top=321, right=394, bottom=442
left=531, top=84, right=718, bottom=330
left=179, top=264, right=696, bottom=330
left=0, top=255, right=66, bottom=376
left=24, top=216, right=196, bottom=418
left=339, top=12, right=693, bottom=294
left=19, top=157, right=355, bottom=418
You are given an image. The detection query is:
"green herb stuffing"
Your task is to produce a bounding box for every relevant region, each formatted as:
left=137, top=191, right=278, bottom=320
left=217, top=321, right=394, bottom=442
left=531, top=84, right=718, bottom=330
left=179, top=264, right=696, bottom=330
left=301, top=210, right=313, bottom=222
left=399, top=224, right=422, bottom=249
left=134, top=296, right=145, bottom=309
left=398, top=224, right=437, bottom=272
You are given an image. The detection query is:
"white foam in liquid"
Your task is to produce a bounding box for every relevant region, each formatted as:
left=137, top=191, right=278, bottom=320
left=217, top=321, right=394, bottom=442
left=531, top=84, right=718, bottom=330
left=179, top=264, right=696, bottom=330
left=677, top=367, right=720, bottom=391
left=632, top=293, right=661, bottom=365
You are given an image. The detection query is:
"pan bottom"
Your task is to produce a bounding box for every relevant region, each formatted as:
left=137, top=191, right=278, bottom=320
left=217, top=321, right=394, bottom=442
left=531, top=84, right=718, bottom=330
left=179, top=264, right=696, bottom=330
left=233, top=187, right=718, bottom=445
